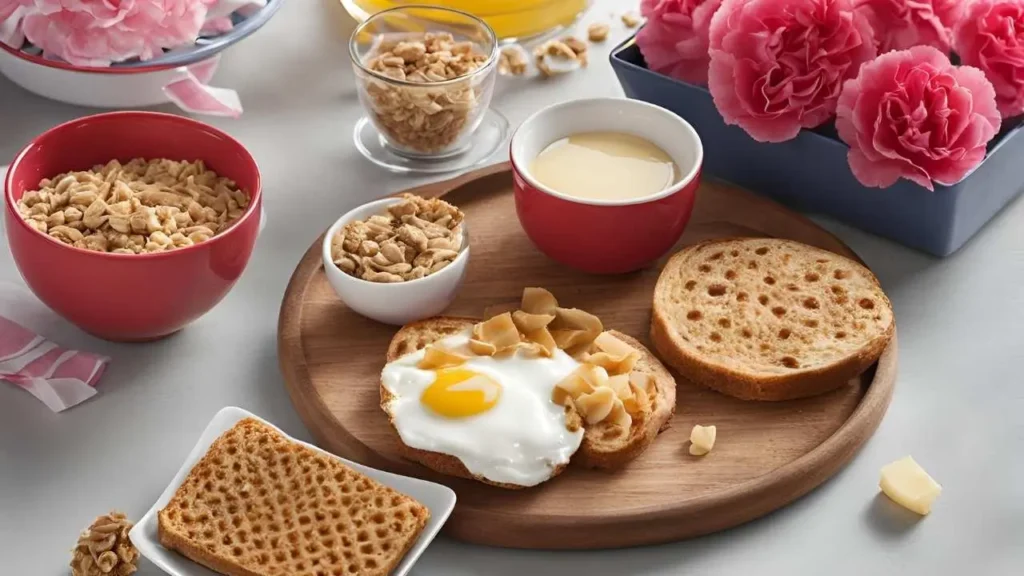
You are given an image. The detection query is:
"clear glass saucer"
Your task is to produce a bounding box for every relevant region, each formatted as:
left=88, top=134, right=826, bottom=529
left=353, top=109, right=509, bottom=174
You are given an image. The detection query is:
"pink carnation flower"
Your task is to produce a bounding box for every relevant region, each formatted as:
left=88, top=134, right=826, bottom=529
left=853, top=0, right=963, bottom=53
left=836, top=46, right=1001, bottom=190
left=708, top=0, right=876, bottom=143
left=1, top=0, right=25, bottom=22
left=637, top=0, right=723, bottom=84
left=19, top=0, right=219, bottom=67
left=955, top=0, right=1024, bottom=118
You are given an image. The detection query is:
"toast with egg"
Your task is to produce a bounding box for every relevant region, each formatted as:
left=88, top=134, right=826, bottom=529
left=382, top=316, right=573, bottom=490
left=381, top=317, right=676, bottom=487
left=651, top=238, right=894, bottom=401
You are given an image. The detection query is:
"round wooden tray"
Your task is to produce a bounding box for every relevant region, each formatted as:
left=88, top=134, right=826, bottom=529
left=278, top=163, right=898, bottom=549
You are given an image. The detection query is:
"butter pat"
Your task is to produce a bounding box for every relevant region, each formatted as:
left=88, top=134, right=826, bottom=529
left=689, top=425, right=716, bottom=456
left=879, top=456, right=941, bottom=515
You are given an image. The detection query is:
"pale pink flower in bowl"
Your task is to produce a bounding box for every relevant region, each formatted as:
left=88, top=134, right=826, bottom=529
left=853, top=0, right=963, bottom=53
left=636, top=0, right=723, bottom=85
left=1, top=0, right=25, bottom=22
left=708, top=0, right=876, bottom=143
left=955, top=0, right=1024, bottom=119
left=18, top=0, right=219, bottom=67
left=836, top=46, right=1001, bottom=190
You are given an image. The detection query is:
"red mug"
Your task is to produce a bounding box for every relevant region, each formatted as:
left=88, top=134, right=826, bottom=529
left=510, top=98, right=703, bottom=274
left=4, top=111, right=263, bottom=342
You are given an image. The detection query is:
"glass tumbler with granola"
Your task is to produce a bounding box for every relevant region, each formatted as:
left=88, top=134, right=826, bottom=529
left=349, top=6, right=499, bottom=162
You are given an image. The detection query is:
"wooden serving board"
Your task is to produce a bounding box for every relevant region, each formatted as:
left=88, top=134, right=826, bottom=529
left=278, top=163, right=897, bottom=549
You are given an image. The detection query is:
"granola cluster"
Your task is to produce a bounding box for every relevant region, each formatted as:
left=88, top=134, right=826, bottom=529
left=70, top=511, right=139, bottom=576
left=331, top=194, right=465, bottom=283
left=360, top=32, right=492, bottom=154
left=16, top=158, right=249, bottom=254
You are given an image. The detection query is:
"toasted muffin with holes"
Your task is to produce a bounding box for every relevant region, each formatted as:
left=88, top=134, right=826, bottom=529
left=380, top=288, right=676, bottom=489
left=651, top=238, right=894, bottom=401
left=157, top=418, right=429, bottom=576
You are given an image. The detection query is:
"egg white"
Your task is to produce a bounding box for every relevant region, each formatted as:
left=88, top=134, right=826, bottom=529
left=381, top=330, right=584, bottom=487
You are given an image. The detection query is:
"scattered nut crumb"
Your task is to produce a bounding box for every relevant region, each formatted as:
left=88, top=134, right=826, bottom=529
left=498, top=45, right=529, bottom=76
left=331, top=194, right=464, bottom=283
left=17, top=158, right=249, bottom=254
left=562, top=36, right=588, bottom=55
left=622, top=12, right=643, bottom=28
left=534, top=38, right=588, bottom=77
left=689, top=424, right=717, bottom=456
left=70, top=511, right=139, bottom=576
left=587, top=23, right=610, bottom=42
left=359, top=32, right=492, bottom=154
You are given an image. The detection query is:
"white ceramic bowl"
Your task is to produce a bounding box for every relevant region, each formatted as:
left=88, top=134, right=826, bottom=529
left=130, top=407, right=456, bottom=576
left=322, top=197, right=469, bottom=325
left=0, top=47, right=220, bottom=108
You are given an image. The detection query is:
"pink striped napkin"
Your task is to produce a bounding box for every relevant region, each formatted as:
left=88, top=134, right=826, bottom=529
left=0, top=283, right=109, bottom=412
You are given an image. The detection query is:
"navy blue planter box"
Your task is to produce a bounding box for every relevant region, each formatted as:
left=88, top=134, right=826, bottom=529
left=610, top=37, right=1024, bottom=257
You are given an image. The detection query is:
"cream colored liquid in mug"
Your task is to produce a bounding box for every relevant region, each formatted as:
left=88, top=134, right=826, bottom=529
left=529, top=132, right=678, bottom=201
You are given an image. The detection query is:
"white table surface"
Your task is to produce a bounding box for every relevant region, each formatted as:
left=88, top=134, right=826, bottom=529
left=1, top=1, right=1022, bottom=574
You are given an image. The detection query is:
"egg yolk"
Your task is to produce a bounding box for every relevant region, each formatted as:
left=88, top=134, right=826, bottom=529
left=420, top=368, right=502, bottom=418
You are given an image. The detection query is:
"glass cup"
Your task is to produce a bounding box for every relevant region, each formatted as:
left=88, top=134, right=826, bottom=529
left=349, top=6, right=499, bottom=159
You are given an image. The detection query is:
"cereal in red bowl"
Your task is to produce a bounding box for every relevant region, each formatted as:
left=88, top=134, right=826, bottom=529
left=4, top=111, right=263, bottom=341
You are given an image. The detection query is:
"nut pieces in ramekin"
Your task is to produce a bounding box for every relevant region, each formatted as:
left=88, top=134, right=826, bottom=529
left=330, top=194, right=464, bottom=283
left=322, top=195, right=470, bottom=326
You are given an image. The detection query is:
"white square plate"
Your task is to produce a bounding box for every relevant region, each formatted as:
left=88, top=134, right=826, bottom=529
left=130, top=406, right=456, bottom=576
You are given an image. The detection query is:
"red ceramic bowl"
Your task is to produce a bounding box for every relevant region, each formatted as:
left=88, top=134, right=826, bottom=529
left=510, top=98, right=703, bottom=274
left=4, top=112, right=262, bottom=342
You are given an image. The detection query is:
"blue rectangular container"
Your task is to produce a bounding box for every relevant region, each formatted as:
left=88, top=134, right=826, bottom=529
left=610, top=37, right=1024, bottom=257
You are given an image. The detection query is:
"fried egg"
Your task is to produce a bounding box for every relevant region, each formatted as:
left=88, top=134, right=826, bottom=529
left=380, top=330, right=584, bottom=487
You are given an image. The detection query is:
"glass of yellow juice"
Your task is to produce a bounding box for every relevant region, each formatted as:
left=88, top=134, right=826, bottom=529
left=340, top=0, right=591, bottom=42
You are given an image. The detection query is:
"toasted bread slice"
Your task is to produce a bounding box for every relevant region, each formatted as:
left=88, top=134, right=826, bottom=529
left=381, top=318, right=676, bottom=486
left=158, top=418, right=429, bottom=576
left=651, top=238, right=894, bottom=401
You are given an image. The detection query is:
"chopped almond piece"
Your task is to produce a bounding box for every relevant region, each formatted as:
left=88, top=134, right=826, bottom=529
left=595, top=331, right=638, bottom=357
left=622, top=12, right=642, bottom=28
left=512, top=310, right=555, bottom=333
left=587, top=351, right=640, bottom=376
left=576, top=387, right=615, bottom=424
left=468, top=339, right=497, bottom=356
left=525, top=327, right=557, bottom=357
left=417, top=346, right=468, bottom=370
left=551, top=328, right=592, bottom=350
left=473, top=312, right=521, bottom=351
left=522, top=287, right=559, bottom=315
left=606, top=373, right=632, bottom=399
left=689, top=425, right=717, bottom=456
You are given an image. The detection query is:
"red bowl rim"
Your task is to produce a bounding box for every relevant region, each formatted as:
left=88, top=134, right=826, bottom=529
left=508, top=97, right=704, bottom=207
left=4, top=111, right=263, bottom=260
left=0, top=41, right=180, bottom=74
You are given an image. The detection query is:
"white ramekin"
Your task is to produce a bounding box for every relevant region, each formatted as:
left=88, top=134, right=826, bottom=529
left=321, top=197, right=470, bottom=326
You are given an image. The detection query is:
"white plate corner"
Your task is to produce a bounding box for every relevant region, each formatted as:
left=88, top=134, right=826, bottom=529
left=130, top=406, right=456, bottom=576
